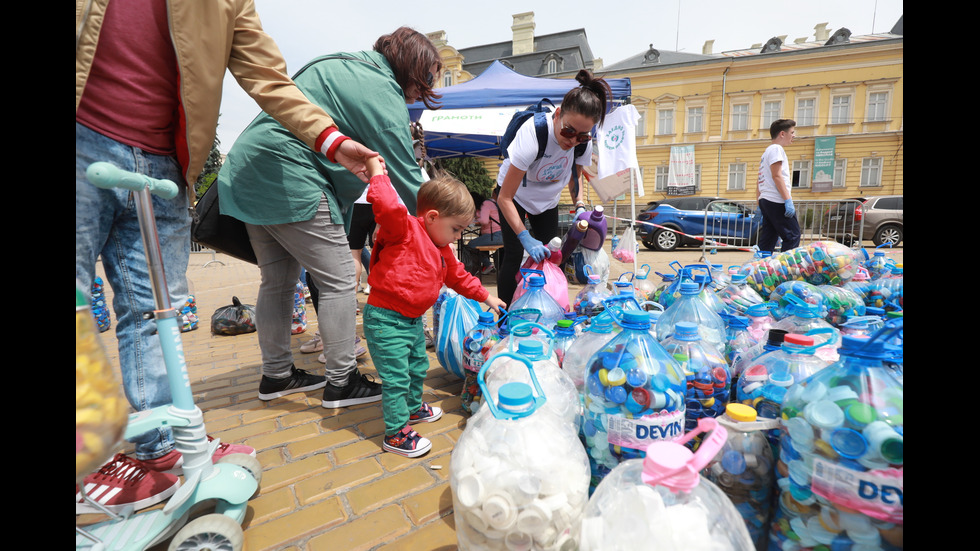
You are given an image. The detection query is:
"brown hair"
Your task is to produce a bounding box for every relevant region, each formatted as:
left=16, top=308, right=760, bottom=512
left=416, top=174, right=475, bottom=220
left=374, top=27, right=443, bottom=109
left=560, top=69, right=613, bottom=126
left=770, top=119, right=796, bottom=139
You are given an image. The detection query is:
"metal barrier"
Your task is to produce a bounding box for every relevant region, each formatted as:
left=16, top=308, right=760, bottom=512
left=696, top=199, right=866, bottom=256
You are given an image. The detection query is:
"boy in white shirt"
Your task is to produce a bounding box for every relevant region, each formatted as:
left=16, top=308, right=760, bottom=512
left=756, top=119, right=801, bottom=252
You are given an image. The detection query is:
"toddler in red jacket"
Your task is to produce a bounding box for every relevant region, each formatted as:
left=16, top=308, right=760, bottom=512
left=362, top=157, right=506, bottom=457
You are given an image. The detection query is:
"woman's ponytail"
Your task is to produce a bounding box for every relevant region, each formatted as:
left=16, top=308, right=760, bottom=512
left=562, top=69, right=613, bottom=126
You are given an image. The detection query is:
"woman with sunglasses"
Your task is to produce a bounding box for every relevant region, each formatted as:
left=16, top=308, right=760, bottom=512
left=216, top=27, right=441, bottom=408
left=496, top=69, right=613, bottom=306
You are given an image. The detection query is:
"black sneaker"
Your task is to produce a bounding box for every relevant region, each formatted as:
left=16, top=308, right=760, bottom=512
left=321, top=368, right=383, bottom=408
left=258, top=365, right=326, bottom=401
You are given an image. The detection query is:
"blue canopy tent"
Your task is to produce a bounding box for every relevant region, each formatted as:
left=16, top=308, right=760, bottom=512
left=407, top=61, right=631, bottom=159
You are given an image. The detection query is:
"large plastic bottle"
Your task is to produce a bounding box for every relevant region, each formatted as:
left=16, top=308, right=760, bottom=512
left=483, top=335, right=579, bottom=428
left=818, top=284, right=867, bottom=326
left=651, top=271, right=677, bottom=306
left=582, top=310, right=687, bottom=491
left=731, top=329, right=787, bottom=401
left=659, top=322, right=732, bottom=440
left=865, top=249, right=893, bottom=280
left=509, top=275, right=567, bottom=330
left=657, top=281, right=727, bottom=352
left=740, top=241, right=869, bottom=298
left=768, top=280, right=828, bottom=321
left=717, top=272, right=766, bottom=316
left=553, top=318, right=577, bottom=368
left=578, top=205, right=608, bottom=251
left=579, top=418, right=755, bottom=551
left=736, top=332, right=834, bottom=456
left=771, top=296, right=841, bottom=362
left=572, top=264, right=612, bottom=319
left=451, top=354, right=591, bottom=551
left=743, top=303, right=776, bottom=344
left=723, top=314, right=760, bottom=370
left=633, top=264, right=657, bottom=302
left=76, top=285, right=129, bottom=483
left=707, top=263, right=733, bottom=293
left=461, top=311, right=500, bottom=414
left=703, top=404, right=779, bottom=551
left=768, top=323, right=903, bottom=551
left=694, top=273, right=729, bottom=316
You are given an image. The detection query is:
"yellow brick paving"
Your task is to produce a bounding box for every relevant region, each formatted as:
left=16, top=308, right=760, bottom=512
left=78, top=242, right=902, bottom=550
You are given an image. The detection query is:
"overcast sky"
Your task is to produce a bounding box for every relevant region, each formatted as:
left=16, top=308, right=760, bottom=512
left=216, top=0, right=903, bottom=152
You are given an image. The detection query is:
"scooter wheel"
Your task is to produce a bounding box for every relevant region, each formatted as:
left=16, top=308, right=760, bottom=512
left=216, top=453, right=263, bottom=488
left=168, top=513, right=243, bottom=551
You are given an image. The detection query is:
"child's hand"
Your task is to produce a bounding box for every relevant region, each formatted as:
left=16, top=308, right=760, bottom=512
left=484, top=296, right=507, bottom=315
left=365, top=155, right=387, bottom=179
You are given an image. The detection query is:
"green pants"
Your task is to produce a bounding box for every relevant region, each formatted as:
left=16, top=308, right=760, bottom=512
left=363, top=304, right=429, bottom=436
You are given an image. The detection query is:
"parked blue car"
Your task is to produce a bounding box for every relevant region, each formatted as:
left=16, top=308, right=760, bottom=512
left=635, top=196, right=762, bottom=251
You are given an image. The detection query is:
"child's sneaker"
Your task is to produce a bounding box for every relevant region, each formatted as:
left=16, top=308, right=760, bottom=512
left=409, top=402, right=443, bottom=424
left=76, top=453, right=180, bottom=514
left=383, top=426, right=431, bottom=458
left=141, top=436, right=257, bottom=475
left=300, top=330, right=323, bottom=354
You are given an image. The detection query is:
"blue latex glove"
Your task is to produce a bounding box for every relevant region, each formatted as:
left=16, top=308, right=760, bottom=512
left=518, top=230, right=549, bottom=262
left=784, top=199, right=796, bottom=218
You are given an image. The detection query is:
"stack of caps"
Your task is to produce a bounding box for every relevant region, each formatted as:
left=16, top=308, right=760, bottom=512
left=91, top=277, right=111, bottom=333
left=291, top=282, right=307, bottom=335
left=180, top=294, right=199, bottom=332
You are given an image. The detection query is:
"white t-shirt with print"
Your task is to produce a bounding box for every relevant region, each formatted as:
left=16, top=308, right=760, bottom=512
left=496, top=113, right=592, bottom=215
left=757, top=143, right=791, bottom=203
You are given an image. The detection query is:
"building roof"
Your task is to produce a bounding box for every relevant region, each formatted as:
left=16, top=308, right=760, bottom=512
left=456, top=29, right=595, bottom=77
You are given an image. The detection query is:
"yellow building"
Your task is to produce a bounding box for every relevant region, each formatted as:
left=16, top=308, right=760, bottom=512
left=429, top=16, right=903, bottom=211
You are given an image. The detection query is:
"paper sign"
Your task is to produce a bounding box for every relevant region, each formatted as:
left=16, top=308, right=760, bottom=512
left=590, top=168, right=633, bottom=203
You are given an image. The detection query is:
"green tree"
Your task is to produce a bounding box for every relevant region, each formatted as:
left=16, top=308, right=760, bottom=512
left=193, top=135, right=223, bottom=201
left=435, top=157, right=495, bottom=198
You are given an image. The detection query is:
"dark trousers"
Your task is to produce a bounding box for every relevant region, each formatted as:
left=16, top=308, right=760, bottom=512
left=758, top=198, right=801, bottom=252
left=497, top=202, right=560, bottom=306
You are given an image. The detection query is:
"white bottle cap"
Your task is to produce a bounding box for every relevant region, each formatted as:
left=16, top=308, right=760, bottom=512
left=504, top=529, right=534, bottom=551
left=483, top=492, right=518, bottom=531
left=516, top=500, right=552, bottom=535
left=455, top=468, right=485, bottom=509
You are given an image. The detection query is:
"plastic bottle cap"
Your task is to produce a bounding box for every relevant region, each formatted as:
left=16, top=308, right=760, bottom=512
left=497, top=383, right=536, bottom=415
left=769, top=371, right=795, bottom=387
left=721, top=449, right=747, bottom=475
left=725, top=403, right=757, bottom=422
left=805, top=400, right=845, bottom=429
left=844, top=403, right=877, bottom=428
left=784, top=333, right=814, bottom=347
left=829, top=428, right=869, bottom=460
left=515, top=500, right=552, bottom=535
left=482, top=492, right=518, bottom=530
left=517, top=340, right=544, bottom=357
left=606, top=367, right=626, bottom=386
left=556, top=319, right=573, bottom=328
left=479, top=312, right=495, bottom=324
left=455, top=468, right=485, bottom=508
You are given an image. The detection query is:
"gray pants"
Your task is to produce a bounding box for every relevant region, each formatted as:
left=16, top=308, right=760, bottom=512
left=245, top=194, right=357, bottom=385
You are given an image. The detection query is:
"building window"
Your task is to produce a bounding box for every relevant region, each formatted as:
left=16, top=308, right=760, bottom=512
left=687, top=106, right=703, bottom=133
left=655, top=166, right=670, bottom=192
left=792, top=160, right=811, bottom=189
left=830, top=94, right=851, bottom=124
left=796, top=98, right=816, bottom=126
left=442, top=71, right=453, bottom=88
left=731, top=103, right=749, bottom=131
left=860, top=157, right=882, bottom=187
left=867, top=92, right=888, bottom=122
left=833, top=159, right=847, bottom=188
left=657, top=108, right=674, bottom=135
left=762, top=101, right=781, bottom=129
left=547, top=59, right=557, bottom=74
left=728, top=163, right=746, bottom=191
left=636, top=109, right=647, bottom=136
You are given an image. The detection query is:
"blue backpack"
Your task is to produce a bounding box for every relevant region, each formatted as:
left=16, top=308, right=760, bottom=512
left=500, top=99, right=589, bottom=187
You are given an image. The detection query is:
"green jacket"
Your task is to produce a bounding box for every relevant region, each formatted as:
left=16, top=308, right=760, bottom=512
left=217, top=51, right=422, bottom=227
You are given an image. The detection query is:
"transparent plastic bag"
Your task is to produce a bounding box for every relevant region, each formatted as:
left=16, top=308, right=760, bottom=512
left=612, top=225, right=637, bottom=263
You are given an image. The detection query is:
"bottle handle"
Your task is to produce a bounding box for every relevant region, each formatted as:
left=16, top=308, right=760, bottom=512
left=477, top=352, right=547, bottom=420
left=601, top=295, right=644, bottom=324
left=641, top=418, right=728, bottom=489
left=520, top=268, right=546, bottom=289
left=506, top=321, right=556, bottom=359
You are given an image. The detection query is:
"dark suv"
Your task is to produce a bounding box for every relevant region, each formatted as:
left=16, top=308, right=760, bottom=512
left=822, top=195, right=903, bottom=247
left=635, top=197, right=762, bottom=251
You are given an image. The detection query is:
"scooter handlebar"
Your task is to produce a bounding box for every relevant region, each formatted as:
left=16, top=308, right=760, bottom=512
left=86, top=162, right=180, bottom=200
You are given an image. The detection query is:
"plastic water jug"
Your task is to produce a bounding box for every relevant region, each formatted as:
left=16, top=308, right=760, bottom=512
left=483, top=328, right=579, bottom=428
left=579, top=418, right=755, bottom=551
left=818, top=284, right=867, bottom=325
left=633, top=264, right=656, bottom=302
left=865, top=249, right=893, bottom=280
left=744, top=302, right=776, bottom=343
left=658, top=322, right=731, bottom=440
left=740, top=241, right=868, bottom=298
left=723, top=314, right=760, bottom=369
left=572, top=264, right=612, bottom=319
left=510, top=275, right=566, bottom=331
left=693, top=273, right=728, bottom=316
left=657, top=281, right=727, bottom=352
left=578, top=205, right=608, bottom=251
left=731, top=329, right=787, bottom=401
left=768, top=280, right=828, bottom=321
left=651, top=271, right=677, bottom=305
left=461, top=311, right=501, bottom=414
left=582, top=310, right=687, bottom=491
left=736, top=332, right=835, bottom=456
left=451, top=353, right=590, bottom=551
left=707, top=263, right=732, bottom=293
left=768, top=322, right=903, bottom=551
left=704, top=404, right=779, bottom=550
left=771, top=296, right=841, bottom=362
left=717, top=272, right=766, bottom=316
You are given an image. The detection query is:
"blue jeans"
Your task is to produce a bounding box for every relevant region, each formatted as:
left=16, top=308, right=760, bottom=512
left=76, top=122, right=191, bottom=461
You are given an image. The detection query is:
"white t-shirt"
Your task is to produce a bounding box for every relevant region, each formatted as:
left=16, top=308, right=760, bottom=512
left=496, top=113, right=592, bottom=215
left=757, top=143, right=791, bottom=203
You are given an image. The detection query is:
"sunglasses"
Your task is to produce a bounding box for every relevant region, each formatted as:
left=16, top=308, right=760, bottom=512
left=558, top=119, right=592, bottom=143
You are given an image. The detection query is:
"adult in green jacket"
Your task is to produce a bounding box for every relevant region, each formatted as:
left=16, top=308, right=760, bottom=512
left=217, top=27, right=442, bottom=408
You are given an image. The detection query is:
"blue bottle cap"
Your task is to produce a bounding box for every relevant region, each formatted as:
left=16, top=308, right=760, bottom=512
left=679, top=281, right=700, bottom=295
left=721, top=449, right=747, bottom=475
left=674, top=322, right=700, bottom=341
left=517, top=340, right=545, bottom=358
left=604, top=385, right=627, bottom=404
left=830, top=427, right=869, bottom=459
left=478, top=311, right=495, bottom=324
left=528, top=276, right=545, bottom=288
left=622, top=310, right=650, bottom=328
left=498, top=382, right=535, bottom=414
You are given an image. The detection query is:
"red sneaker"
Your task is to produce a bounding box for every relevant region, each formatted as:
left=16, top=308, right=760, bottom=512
left=76, top=453, right=180, bottom=514
left=144, top=437, right=257, bottom=475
